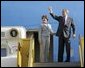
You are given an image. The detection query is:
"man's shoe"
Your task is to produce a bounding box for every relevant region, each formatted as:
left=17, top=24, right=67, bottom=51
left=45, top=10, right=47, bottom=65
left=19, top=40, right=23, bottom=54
left=65, top=60, right=70, bottom=62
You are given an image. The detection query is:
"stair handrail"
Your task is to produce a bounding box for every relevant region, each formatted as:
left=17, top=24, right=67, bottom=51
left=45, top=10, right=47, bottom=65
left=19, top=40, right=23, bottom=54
left=79, top=35, right=84, bottom=67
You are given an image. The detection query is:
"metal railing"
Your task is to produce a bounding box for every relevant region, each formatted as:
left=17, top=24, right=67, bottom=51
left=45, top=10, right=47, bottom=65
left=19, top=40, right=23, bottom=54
left=79, top=35, right=84, bottom=67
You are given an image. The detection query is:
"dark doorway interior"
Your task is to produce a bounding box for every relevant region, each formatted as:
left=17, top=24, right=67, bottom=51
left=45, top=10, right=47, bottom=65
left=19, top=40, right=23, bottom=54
left=33, top=32, right=40, bottom=62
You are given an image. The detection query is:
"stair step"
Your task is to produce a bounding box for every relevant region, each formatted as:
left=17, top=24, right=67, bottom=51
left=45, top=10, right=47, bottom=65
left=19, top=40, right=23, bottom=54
left=33, top=62, right=81, bottom=67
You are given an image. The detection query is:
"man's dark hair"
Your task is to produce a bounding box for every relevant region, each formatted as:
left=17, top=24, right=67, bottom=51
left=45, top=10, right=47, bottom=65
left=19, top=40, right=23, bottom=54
left=42, top=15, right=48, bottom=21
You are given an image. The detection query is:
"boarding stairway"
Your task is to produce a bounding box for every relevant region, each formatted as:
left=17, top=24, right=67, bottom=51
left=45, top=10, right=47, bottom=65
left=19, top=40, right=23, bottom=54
left=17, top=35, right=84, bottom=67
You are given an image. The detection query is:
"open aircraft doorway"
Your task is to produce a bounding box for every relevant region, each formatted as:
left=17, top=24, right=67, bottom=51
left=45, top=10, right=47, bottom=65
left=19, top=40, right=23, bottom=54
left=26, top=29, right=54, bottom=63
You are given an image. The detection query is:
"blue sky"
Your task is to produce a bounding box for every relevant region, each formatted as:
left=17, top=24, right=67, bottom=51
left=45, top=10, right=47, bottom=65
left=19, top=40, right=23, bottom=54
left=1, top=1, right=84, bottom=61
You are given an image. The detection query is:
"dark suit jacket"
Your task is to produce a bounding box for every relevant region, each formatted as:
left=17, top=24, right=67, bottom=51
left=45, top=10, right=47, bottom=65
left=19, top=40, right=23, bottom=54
left=50, top=13, right=75, bottom=38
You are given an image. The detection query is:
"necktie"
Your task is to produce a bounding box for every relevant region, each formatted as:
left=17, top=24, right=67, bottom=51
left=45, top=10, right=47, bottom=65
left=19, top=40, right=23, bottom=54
left=63, top=17, right=65, bottom=24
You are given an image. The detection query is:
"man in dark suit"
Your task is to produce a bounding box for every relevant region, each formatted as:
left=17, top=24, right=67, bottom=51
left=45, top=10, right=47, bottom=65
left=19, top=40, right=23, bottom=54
left=48, top=7, right=76, bottom=62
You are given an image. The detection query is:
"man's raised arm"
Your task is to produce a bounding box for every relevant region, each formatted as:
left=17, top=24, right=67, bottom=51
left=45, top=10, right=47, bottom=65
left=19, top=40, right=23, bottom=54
left=48, top=6, right=60, bottom=21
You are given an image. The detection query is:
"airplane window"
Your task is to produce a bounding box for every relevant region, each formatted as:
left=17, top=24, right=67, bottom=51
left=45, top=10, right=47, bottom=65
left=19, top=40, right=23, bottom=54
left=1, top=48, right=7, bottom=57
left=1, top=32, right=5, bottom=37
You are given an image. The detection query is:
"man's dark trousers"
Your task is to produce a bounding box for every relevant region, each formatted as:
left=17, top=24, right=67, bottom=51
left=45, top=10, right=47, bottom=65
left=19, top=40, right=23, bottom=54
left=58, top=35, right=70, bottom=62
